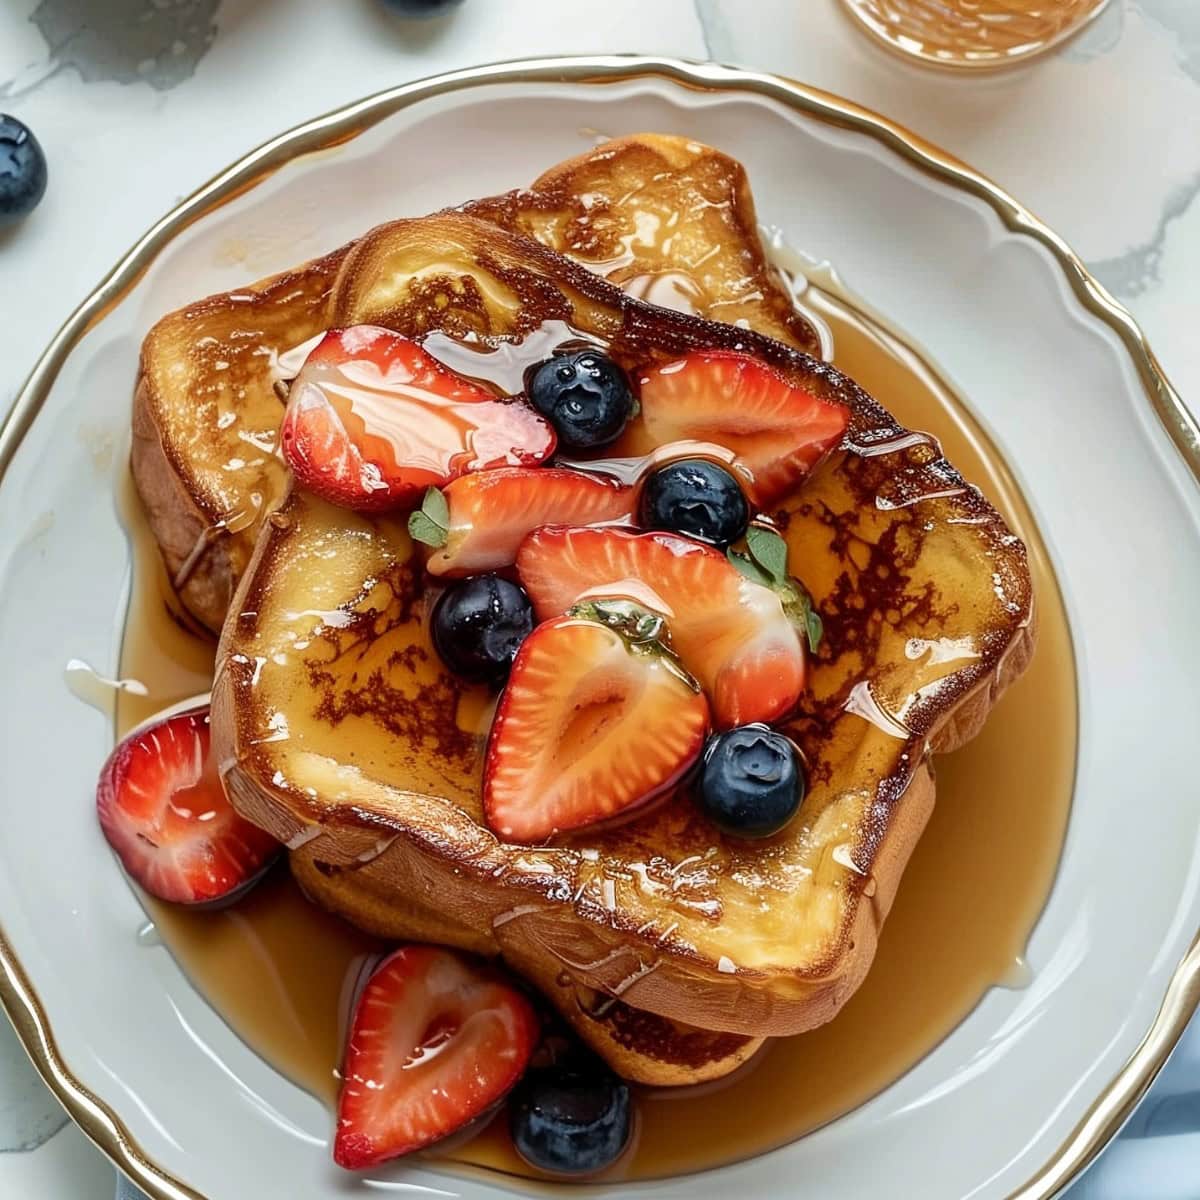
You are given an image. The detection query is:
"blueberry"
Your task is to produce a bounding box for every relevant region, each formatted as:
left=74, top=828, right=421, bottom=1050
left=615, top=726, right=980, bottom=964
left=509, top=1060, right=632, bottom=1176
left=639, top=458, right=749, bottom=547
left=698, top=725, right=804, bottom=838
left=0, top=115, right=47, bottom=226
left=527, top=351, right=634, bottom=450
left=431, top=575, right=532, bottom=684
left=380, top=0, right=463, bottom=15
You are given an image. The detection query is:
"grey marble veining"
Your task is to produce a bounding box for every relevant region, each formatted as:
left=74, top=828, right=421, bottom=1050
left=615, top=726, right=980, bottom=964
left=1, top=0, right=219, bottom=99
left=1140, top=0, right=1200, bottom=82
left=693, top=0, right=730, bottom=61
left=1089, top=166, right=1200, bottom=298
left=1082, top=1, right=1200, bottom=297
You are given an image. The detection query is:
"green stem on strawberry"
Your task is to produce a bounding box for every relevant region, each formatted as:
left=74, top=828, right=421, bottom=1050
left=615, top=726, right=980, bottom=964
left=727, top=526, right=824, bottom=655
left=566, top=599, right=702, bottom=693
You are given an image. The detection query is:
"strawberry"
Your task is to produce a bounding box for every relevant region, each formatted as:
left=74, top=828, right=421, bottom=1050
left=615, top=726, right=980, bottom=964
left=632, top=350, right=849, bottom=506
left=335, top=945, right=538, bottom=1169
left=410, top=467, right=634, bottom=577
left=95, top=707, right=279, bottom=905
left=484, top=602, right=710, bottom=843
left=281, top=326, right=555, bottom=512
left=517, top=527, right=815, bottom=729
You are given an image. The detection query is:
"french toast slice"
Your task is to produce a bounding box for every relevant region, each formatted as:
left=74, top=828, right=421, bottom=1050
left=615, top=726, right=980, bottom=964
left=134, top=135, right=817, bottom=633
left=210, top=213, right=1034, bottom=1059
left=463, top=133, right=820, bottom=350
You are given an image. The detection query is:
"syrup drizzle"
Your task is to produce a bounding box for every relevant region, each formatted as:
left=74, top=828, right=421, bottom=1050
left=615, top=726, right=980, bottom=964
left=420, top=321, right=603, bottom=397
left=172, top=500, right=265, bottom=592
left=64, top=658, right=148, bottom=716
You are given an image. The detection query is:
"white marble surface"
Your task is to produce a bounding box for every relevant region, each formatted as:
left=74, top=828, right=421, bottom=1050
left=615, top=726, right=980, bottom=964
left=0, top=1, right=1196, bottom=1196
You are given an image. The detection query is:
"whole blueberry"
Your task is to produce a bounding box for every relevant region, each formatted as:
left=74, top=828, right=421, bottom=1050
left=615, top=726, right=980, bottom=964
left=639, top=458, right=750, bottom=547
left=509, top=1060, right=632, bottom=1176
left=431, top=575, right=532, bottom=684
left=698, top=725, right=805, bottom=838
left=380, top=0, right=464, bottom=15
left=0, top=115, right=47, bottom=226
left=526, top=351, right=634, bottom=450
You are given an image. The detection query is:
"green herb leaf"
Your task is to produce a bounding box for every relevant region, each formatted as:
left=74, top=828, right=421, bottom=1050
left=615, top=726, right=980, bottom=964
left=746, top=525, right=789, bottom=583
left=784, top=583, right=824, bottom=655
left=804, top=605, right=824, bottom=656
left=407, top=487, right=449, bottom=548
left=727, top=549, right=773, bottom=589
left=421, top=486, right=449, bottom=528
left=408, top=512, right=446, bottom=547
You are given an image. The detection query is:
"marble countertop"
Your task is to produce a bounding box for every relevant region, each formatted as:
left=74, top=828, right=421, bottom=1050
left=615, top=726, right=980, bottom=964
left=1, top=1, right=1196, bottom=1196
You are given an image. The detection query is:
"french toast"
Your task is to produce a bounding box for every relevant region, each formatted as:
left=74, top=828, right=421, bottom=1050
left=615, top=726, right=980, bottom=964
left=134, top=135, right=819, bottom=634
left=132, top=136, right=1033, bottom=1099
left=133, top=133, right=833, bottom=1086
left=207, top=210, right=1033, bottom=1071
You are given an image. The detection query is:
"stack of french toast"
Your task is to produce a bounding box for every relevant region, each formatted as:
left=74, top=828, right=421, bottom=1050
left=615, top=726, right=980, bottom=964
left=109, top=133, right=1033, bottom=1172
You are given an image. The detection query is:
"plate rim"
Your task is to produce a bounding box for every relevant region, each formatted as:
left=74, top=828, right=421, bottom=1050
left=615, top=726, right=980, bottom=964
left=1, top=53, right=1195, bottom=1200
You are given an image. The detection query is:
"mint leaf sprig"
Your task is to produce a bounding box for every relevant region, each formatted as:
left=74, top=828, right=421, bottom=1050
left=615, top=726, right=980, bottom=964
left=728, top=525, right=824, bottom=654
left=407, top=487, right=449, bottom=547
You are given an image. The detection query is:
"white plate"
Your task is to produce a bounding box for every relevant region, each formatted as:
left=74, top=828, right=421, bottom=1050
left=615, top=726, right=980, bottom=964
left=1, top=57, right=1197, bottom=1200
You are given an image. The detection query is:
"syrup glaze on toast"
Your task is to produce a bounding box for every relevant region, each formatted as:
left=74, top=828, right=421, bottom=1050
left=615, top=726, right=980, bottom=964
left=133, top=245, right=349, bottom=631
left=118, top=264, right=1073, bottom=1177
left=129, top=132, right=1040, bottom=1103
left=134, top=136, right=819, bottom=633
left=209, top=210, right=1033, bottom=1049
left=464, top=132, right=821, bottom=352
left=131, top=134, right=839, bottom=1086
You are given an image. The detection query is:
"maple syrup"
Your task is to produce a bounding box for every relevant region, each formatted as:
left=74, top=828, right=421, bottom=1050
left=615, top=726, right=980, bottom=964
left=114, top=273, right=1075, bottom=1181
left=838, top=0, right=1109, bottom=70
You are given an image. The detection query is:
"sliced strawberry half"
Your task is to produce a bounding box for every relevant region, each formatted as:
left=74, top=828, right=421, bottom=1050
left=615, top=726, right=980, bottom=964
left=484, top=602, right=710, bottom=843
left=281, top=326, right=555, bottom=512
left=95, top=707, right=280, bottom=905
left=631, top=350, right=849, bottom=506
left=517, top=527, right=810, bottom=729
left=412, top=467, right=634, bottom=577
left=335, top=945, right=538, bottom=1169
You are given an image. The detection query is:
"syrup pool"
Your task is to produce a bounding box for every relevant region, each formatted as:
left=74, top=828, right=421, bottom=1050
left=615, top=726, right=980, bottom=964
left=114, top=266, right=1076, bottom=1184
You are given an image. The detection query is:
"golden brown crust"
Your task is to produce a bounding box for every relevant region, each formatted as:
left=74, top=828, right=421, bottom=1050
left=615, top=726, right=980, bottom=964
left=132, top=246, right=349, bottom=631
left=132, top=135, right=820, bottom=632
left=208, top=207, right=1036, bottom=1044
left=465, top=133, right=820, bottom=354
left=219, top=609, right=1031, bottom=1040
left=289, top=851, right=764, bottom=1086
left=929, top=612, right=1038, bottom=757
left=131, top=376, right=235, bottom=633
left=214, top=605, right=1028, bottom=1040
left=146, top=137, right=1036, bottom=1080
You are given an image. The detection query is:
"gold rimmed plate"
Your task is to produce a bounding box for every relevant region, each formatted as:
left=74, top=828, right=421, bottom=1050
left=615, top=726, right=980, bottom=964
left=0, top=56, right=1197, bottom=1200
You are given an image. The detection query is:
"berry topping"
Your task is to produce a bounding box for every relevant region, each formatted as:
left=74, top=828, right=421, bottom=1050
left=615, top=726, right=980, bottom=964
left=633, top=350, right=849, bottom=505
left=335, top=945, right=538, bottom=1169
left=527, top=350, right=635, bottom=449
left=518, top=526, right=813, bottom=728
left=509, top=1058, right=633, bottom=1176
left=411, top=468, right=633, bottom=577
left=638, top=457, right=749, bottom=548
left=697, top=725, right=805, bottom=838
left=0, top=115, right=47, bottom=226
left=483, top=601, right=710, bottom=843
left=431, top=574, right=534, bottom=684
left=95, top=707, right=279, bottom=905
left=281, top=327, right=554, bottom=512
